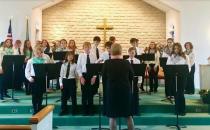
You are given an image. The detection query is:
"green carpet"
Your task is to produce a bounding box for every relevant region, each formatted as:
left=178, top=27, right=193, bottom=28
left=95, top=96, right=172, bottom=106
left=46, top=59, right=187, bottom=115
left=55, top=125, right=210, bottom=130
left=0, top=86, right=210, bottom=127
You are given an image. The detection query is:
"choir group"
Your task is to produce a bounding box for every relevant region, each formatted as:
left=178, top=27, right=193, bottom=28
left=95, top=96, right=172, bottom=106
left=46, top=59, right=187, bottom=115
left=0, top=36, right=195, bottom=120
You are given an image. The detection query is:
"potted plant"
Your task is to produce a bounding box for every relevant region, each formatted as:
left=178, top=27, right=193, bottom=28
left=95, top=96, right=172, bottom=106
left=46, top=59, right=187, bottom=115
left=199, top=89, right=210, bottom=104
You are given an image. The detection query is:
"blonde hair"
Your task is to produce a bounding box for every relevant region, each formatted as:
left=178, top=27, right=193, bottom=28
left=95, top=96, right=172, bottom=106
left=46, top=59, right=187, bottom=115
left=83, top=42, right=91, bottom=49
left=111, top=43, right=122, bottom=56
left=34, top=46, right=43, bottom=54
left=128, top=47, right=136, bottom=53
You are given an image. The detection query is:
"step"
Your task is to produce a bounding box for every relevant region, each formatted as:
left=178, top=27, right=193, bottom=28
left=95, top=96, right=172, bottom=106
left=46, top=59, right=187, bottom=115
left=0, top=104, right=209, bottom=114
left=1, top=113, right=210, bottom=126
left=54, top=126, right=210, bottom=130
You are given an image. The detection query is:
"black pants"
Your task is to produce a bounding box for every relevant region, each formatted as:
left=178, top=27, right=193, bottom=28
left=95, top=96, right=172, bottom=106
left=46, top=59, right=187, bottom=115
left=3, top=68, right=12, bottom=95
left=24, top=78, right=31, bottom=95
left=24, top=64, right=31, bottom=95
left=30, top=78, right=45, bottom=114
left=61, top=78, right=77, bottom=113
left=148, top=66, right=159, bottom=91
left=140, top=75, right=145, bottom=89
left=92, top=75, right=99, bottom=95
left=14, top=65, right=24, bottom=90
left=170, top=76, right=186, bottom=114
left=0, top=74, right=4, bottom=99
left=163, top=67, right=173, bottom=97
left=132, top=77, right=139, bottom=115
left=81, top=73, right=94, bottom=114
left=185, top=64, right=195, bottom=94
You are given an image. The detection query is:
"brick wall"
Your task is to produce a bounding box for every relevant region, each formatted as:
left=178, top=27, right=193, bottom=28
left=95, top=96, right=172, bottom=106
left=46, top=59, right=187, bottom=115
left=42, top=0, right=166, bottom=53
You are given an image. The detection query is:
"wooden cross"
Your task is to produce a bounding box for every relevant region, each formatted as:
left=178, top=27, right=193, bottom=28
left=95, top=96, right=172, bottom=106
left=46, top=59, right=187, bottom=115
left=96, top=18, right=113, bottom=44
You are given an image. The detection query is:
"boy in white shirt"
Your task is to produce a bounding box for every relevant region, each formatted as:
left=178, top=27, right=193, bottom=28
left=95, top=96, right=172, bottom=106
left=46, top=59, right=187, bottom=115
left=98, top=41, right=113, bottom=63
left=77, top=42, right=97, bottom=115
left=127, top=47, right=141, bottom=115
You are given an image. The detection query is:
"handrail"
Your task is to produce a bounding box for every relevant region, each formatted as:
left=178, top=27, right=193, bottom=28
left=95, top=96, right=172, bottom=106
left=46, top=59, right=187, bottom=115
left=29, top=105, right=54, bottom=124
left=0, top=125, right=31, bottom=130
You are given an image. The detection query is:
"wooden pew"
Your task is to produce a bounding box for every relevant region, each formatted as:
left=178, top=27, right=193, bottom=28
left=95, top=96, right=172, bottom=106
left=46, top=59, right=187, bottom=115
left=0, top=105, right=54, bottom=130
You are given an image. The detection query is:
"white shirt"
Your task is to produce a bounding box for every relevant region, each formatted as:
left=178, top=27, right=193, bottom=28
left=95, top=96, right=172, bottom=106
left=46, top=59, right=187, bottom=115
left=25, top=59, right=36, bottom=82
left=167, top=54, right=187, bottom=65
left=55, top=47, right=63, bottom=52
left=127, top=57, right=142, bottom=81
left=167, top=54, right=191, bottom=72
left=59, top=62, right=77, bottom=86
left=90, top=44, right=101, bottom=60
left=127, top=57, right=141, bottom=64
left=98, top=51, right=110, bottom=62
left=0, top=48, right=4, bottom=70
left=42, top=53, right=52, bottom=63
left=136, top=47, right=143, bottom=55
left=13, top=47, right=23, bottom=55
left=185, top=51, right=195, bottom=67
left=63, top=48, right=70, bottom=51
left=162, top=52, right=170, bottom=58
left=76, top=52, right=97, bottom=77
left=162, top=46, right=173, bottom=58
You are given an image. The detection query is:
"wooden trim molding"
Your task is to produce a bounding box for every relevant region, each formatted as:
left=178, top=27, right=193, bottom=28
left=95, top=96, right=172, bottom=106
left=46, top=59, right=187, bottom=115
left=0, top=125, right=31, bottom=130
left=30, top=105, right=54, bottom=124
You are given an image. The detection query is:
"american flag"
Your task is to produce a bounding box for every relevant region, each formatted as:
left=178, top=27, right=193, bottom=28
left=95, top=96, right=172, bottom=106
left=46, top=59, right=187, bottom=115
left=7, top=19, right=13, bottom=40
left=26, top=17, right=29, bottom=40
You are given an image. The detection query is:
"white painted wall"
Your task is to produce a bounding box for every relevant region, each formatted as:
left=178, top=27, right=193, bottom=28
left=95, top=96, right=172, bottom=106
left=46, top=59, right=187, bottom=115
left=0, top=0, right=210, bottom=88
left=0, top=0, right=49, bottom=42
left=166, top=9, right=180, bottom=42
left=160, top=0, right=210, bottom=89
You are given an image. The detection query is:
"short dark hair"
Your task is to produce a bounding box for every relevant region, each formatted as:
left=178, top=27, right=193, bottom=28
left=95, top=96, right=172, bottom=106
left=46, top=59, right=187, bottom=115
left=128, top=47, right=136, bottom=52
left=93, top=36, right=101, bottom=42
left=109, top=36, right=116, bottom=42
left=60, top=39, right=67, bottom=44
left=136, top=38, right=139, bottom=42
left=105, top=41, right=113, bottom=48
left=130, top=38, right=136, bottom=43
left=184, top=42, right=193, bottom=49
left=167, top=38, right=174, bottom=42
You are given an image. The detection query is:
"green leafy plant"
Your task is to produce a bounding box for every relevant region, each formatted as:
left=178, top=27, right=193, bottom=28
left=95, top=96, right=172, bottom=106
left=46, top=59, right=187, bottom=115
left=199, top=89, right=210, bottom=104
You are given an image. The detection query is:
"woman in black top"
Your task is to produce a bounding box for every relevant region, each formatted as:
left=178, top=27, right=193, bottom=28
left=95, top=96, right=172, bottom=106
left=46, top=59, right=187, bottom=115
left=102, top=43, right=135, bottom=130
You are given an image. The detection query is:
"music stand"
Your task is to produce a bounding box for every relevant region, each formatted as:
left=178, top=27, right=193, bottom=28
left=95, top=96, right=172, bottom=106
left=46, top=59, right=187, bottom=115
left=159, top=58, right=173, bottom=103
left=164, top=65, right=189, bottom=130
left=33, top=63, right=61, bottom=105
left=140, top=54, right=155, bottom=61
left=2, top=55, right=25, bottom=102
left=53, top=51, right=68, bottom=61
left=123, top=55, right=142, bottom=62
left=86, top=64, right=109, bottom=130
left=140, top=54, right=155, bottom=94
left=123, top=55, right=129, bottom=60
left=120, top=64, right=147, bottom=130
left=159, top=57, right=168, bottom=68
